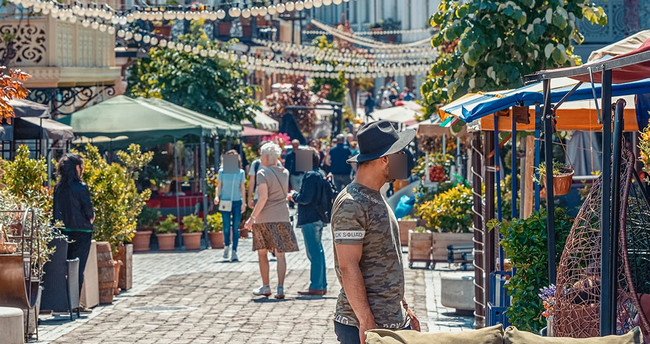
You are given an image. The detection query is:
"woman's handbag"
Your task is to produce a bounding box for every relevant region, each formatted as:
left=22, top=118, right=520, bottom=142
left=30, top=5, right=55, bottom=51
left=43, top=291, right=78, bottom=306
left=218, top=173, right=238, bottom=212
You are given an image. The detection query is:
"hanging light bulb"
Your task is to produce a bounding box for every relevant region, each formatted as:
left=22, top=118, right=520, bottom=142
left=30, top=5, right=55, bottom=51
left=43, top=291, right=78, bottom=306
left=258, top=6, right=267, bottom=16
left=241, top=8, right=250, bottom=18
left=323, top=0, right=332, bottom=6
left=208, top=50, right=216, bottom=57
left=229, top=7, right=241, bottom=17
left=208, top=11, right=217, bottom=20
left=68, top=15, right=77, bottom=23
left=124, top=31, right=133, bottom=40
left=159, top=39, right=168, bottom=47
left=192, top=46, right=199, bottom=54
left=216, top=9, right=226, bottom=19
left=294, top=1, right=304, bottom=10
left=184, top=45, right=191, bottom=52
left=143, top=35, right=150, bottom=43
left=166, top=41, right=174, bottom=48
left=117, top=29, right=125, bottom=37
left=333, top=0, right=342, bottom=4
left=133, top=33, right=142, bottom=41
left=200, top=49, right=208, bottom=57
left=250, top=7, right=259, bottom=16
left=99, top=23, right=107, bottom=32
left=150, top=36, right=158, bottom=45
left=91, top=21, right=99, bottom=29
left=312, top=0, right=322, bottom=8
left=176, top=43, right=185, bottom=51
left=276, top=3, right=285, bottom=13
left=285, top=1, right=295, bottom=11
left=267, top=5, right=276, bottom=15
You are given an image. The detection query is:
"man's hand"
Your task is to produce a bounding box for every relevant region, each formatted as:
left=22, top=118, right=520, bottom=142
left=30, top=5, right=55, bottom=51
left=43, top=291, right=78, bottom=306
left=247, top=198, right=255, bottom=209
left=359, top=321, right=377, bottom=344
left=241, top=202, right=247, bottom=214
left=287, top=191, right=297, bottom=202
left=405, top=306, right=420, bottom=332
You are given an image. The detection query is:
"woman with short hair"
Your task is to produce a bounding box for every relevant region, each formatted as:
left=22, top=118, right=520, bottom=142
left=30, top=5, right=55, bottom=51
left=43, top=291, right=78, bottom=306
left=215, top=149, right=247, bottom=262
left=244, top=142, right=298, bottom=299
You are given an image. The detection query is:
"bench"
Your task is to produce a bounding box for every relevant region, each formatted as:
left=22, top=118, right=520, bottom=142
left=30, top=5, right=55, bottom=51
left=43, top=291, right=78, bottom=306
left=447, top=244, right=474, bottom=270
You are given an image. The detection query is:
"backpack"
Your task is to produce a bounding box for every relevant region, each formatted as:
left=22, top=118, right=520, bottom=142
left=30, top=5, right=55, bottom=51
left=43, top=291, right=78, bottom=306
left=316, top=172, right=337, bottom=224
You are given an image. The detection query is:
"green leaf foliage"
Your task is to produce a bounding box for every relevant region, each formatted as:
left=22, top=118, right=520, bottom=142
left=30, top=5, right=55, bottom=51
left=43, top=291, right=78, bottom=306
left=309, top=35, right=349, bottom=103
left=420, top=0, right=607, bottom=120
left=78, top=144, right=152, bottom=251
left=487, top=207, right=573, bottom=332
left=127, top=19, right=261, bottom=124
left=182, top=214, right=204, bottom=233
left=207, top=212, right=223, bottom=232
left=155, top=214, right=179, bottom=234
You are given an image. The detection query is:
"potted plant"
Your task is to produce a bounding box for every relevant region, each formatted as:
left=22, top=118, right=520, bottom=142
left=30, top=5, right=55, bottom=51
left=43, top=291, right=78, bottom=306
left=181, top=214, right=204, bottom=251
left=155, top=215, right=179, bottom=251
left=415, top=184, right=474, bottom=262
left=408, top=226, right=432, bottom=268
left=398, top=215, right=417, bottom=247
left=133, top=206, right=161, bottom=252
left=534, top=160, right=574, bottom=196
left=207, top=213, right=224, bottom=249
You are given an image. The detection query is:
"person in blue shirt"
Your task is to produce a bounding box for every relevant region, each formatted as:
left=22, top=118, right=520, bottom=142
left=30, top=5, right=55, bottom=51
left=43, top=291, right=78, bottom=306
left=329, top=134, right=353, bottom=192
left=288, top=147, right=328, bottom=296
left=215, top=150, right=247, bottom=262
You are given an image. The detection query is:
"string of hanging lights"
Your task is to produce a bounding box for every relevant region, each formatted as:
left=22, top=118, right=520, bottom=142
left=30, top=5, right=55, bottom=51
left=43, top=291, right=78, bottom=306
left=303, top=28, right=431, bottom=36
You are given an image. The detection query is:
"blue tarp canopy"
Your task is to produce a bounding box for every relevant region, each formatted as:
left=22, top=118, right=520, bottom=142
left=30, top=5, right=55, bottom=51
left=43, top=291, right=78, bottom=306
left=439, top=77, right=650, bottom=123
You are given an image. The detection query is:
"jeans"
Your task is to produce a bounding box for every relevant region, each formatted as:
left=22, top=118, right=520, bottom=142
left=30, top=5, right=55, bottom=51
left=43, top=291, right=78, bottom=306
left=301, top=221, right=326, bottom=290
left=334, top=322, right=411, bottom=344
left=333, top=174, right=351, bottom=193
left=220, top=200, right=242, bottom=251
left=64, top=229, right=92, bottom=293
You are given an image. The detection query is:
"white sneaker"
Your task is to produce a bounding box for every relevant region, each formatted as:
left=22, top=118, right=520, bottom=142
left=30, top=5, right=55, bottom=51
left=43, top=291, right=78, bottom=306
left=253, top=285, right=271, bottom=297
left=223, top=246, right=230, bottom=259
left=231, top=250, right=238, bottom=262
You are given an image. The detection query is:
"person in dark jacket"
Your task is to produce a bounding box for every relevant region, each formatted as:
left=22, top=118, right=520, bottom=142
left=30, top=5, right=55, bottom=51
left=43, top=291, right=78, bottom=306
left=53, top=153, right=95, bottom=293
left=288, top=147, right=327, bottom=296
left=329, top=134, right=354, bottom=192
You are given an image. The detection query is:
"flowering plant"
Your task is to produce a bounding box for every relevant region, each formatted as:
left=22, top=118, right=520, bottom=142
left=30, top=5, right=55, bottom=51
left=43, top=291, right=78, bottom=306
left=639, top=123, right=650, bottom=178
left=262, top=133, right=291, bottom=149
left=539, top=284, right=556, bottom=318
left=414, top=184, right=473, bottom=232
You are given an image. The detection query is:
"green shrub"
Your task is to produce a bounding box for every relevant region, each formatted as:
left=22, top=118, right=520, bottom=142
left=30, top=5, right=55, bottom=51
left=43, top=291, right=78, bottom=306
left=182, top=214, right=204, bottom=233
left=155, top=215, right=179, bottom=234
left=137, top=206, right=161, bottom=229
left=415, top=184, right=473, bottom=233
left=487, top=208, right=573, bottom=332
left=207, top=213, right=223, bottom=232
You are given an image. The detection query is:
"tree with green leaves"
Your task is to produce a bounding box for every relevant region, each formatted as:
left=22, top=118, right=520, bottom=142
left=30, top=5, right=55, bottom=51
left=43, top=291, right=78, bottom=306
left=420, top=0, right=607, bottom=119
left=127, top=19, right=261, bottom=124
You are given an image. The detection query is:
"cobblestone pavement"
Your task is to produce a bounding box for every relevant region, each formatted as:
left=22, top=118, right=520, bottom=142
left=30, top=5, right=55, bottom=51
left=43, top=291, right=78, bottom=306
left=37, top=224, right=473, bottom=343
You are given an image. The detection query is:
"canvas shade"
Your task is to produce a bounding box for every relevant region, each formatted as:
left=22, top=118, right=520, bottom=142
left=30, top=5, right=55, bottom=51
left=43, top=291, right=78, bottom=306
left=241, top=109, right=279, bottom=131
left=8, top=99, right=50, bottom=118
left=14, top=117, right=74, bottom=141
left=371, top=106, right=420, bottom=125
left=241, top=126, right=274, bottom=137
left=588, top=30, right=650, bottom=62
left=139, top=97, right=241, bottom=137
left=59, top=95, right=221, bottom=143
left=439, top=77, right=650, bottom=124
left=569, top=38, right=650, bottom=84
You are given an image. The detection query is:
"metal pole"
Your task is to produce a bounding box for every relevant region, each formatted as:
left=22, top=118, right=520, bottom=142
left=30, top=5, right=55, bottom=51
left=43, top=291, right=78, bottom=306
left=534, top=105, right=541, bottom=212
left=442, top=134, right=446, bottom=155
left=214, top=137, right=221, bottom=171
left=483, top=130, right=496, bottom=312
left=493, top=115, right=504, bottom=273
left=471, top=132, right=486, bottom=328
left=542, top=79, right=556, bottom=284
left=610, top=98, right=626, bottom=329
left=600, top=69, right=614, bottom=336
left=173, top=139, right=182, bottom=249
left=200, top=136, right=209, bottom=249
left=511, top=112, right=517, bottom=220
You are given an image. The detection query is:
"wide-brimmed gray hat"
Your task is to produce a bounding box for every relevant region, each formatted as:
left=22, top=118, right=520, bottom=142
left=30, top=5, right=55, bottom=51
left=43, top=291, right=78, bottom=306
left=347, top=120, right=415, bottom=164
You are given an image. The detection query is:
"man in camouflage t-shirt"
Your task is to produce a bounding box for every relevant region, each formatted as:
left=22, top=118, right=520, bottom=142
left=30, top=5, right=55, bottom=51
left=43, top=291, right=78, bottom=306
left=330, top=121, right=419, bottom=344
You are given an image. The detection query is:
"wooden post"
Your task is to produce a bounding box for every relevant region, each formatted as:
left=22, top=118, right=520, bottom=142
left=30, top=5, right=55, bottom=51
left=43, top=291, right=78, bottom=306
left=523, top=135, right=535, bottom=218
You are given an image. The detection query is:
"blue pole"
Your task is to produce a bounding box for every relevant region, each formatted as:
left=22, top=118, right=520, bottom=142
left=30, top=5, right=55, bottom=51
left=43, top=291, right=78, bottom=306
left=534, top=105, right=541, bottom=212
left=511, top=111, right=517, bottom=220
left=494, top=115, right=504, bottom=274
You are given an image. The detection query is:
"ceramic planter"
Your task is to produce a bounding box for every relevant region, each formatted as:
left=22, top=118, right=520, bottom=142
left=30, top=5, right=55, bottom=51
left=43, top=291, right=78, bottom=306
left=209, top=231, right=224, bottom=249
left=408, top=230, right=432, bottom=269
left=431, top=232, right=473, bottom=262
left=398, top=219, right=417, bottom=247
left=156, top=233, right=176, bottom=251
left=115, top=244, right=133, bottom=291
left=132, top=230, right=152, bottom=252
left=182, top=232, right=203, bottom=251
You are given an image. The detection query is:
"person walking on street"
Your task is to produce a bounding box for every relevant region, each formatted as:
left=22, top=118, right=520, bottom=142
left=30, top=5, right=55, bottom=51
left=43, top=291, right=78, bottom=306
left=215, top=150, right=247, bottom=262
left=288, top=147, right=328, bottom=296
left=329, top=134, right=353, bottom=193
left=53, top=153, right=95, bottom=295
left=244, top=142, right=299, bottom=299
left=330, top=121, right=420, bottom=344
left=285, top=139, right=304, bottom=194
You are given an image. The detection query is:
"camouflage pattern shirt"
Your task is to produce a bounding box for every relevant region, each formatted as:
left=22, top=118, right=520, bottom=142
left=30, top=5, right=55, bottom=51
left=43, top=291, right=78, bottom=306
left=331, top=182, right=407, bottom=329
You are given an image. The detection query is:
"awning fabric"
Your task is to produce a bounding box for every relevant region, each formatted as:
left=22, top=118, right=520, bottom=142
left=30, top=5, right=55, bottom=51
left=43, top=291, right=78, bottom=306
left=241, top=110, right=279, bottom=131
left=588, top=30, right=650, bottom=62
left=241, top=126, right=274, bottom=137
left=371, top=106, right=420, bottom=126
left=439, top=77, right=650, bottom=124
left=0, top=124, right=12, bottom=141
left=8, top=99, right=50, bottom=118
left=15, top=117, right=74, bottom=141
left=59, top=96, right=240, bottom=145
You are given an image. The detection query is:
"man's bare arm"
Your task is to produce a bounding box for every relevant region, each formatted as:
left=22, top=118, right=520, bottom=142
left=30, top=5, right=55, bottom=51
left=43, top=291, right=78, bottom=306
left=336, top=243, right=375, bottom=341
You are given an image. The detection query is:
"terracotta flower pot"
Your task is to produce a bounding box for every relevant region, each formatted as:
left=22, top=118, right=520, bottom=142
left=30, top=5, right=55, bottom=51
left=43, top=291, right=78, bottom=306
left=156, top=233, right=176, bottom=251
left=398, top=219, right=417, bottom=247
left=209, top=231, right=224, bottom=249
left=408, top=231, right=432, bottom=268
left=182, top=232, right=203, bottom=251
left=553, top=170, right=574, bottom=196
left=132, top=231, right=152, bottom=252
left=96, top=241, right=115, bottom=304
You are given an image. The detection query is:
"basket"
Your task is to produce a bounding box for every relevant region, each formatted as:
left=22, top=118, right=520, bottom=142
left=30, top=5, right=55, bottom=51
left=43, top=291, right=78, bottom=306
left=553, top=169, right=574, bottom=196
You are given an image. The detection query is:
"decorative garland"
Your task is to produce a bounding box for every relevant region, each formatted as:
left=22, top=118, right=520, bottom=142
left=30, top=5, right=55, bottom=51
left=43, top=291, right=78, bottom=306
left=310, top=20, right=431, bottom=49
left=303, top=28, right=431, bottom=36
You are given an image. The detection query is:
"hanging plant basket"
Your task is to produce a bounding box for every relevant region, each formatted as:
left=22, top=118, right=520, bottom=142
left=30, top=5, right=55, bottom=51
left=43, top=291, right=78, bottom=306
left=552, top=168, right=574, bottom=196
